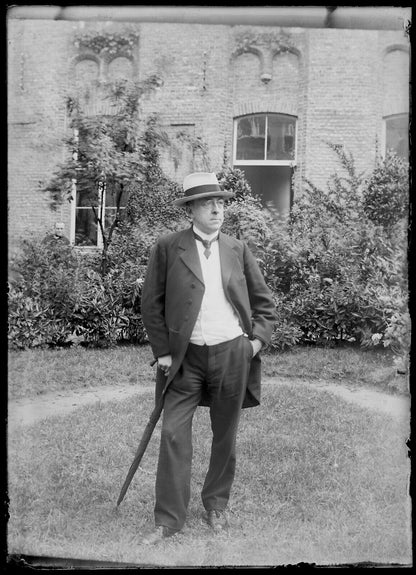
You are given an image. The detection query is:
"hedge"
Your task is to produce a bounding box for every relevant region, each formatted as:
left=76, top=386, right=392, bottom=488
left=8, top=156, right=409, bottom=359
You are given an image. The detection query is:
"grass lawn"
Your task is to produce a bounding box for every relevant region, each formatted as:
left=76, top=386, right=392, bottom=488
left=8, top=379, right=411, bottom=566
left=8, top=343, right=408, bottom=401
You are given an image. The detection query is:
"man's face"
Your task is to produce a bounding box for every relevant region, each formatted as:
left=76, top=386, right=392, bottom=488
left=54, top=223, right=65, bottom=237
left=188, top=197, right=225, bottom=234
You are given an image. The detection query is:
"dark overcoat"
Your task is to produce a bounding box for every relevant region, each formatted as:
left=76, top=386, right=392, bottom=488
left=141, top=226, right=276, bottom=408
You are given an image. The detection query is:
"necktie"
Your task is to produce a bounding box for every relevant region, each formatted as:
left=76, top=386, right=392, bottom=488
left=193, top=232, right=218, bottom=259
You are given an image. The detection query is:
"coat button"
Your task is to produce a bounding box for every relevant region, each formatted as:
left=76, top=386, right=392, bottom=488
left=191, top=283, right=196, bottom=288
left=184, top=315, right=189, bottom=321
left=187, top=299, right=192, bottom=304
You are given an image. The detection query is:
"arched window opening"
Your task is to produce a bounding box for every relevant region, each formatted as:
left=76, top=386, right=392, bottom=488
left=108, top=56, right=133, bottom=81
left=71, top=52, right=135, bottom=246
left=234, top=113, right=296, bottom=164
left=71, top=128, right=129, bottom=248
left=233, top=113, right=297, bottom=216
left=384, top=113, right=409, bottom=161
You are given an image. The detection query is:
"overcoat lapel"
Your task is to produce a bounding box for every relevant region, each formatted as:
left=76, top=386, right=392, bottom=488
left=178, top=228, right=237, bottom=288
left=218, top=232, right=237, bottom=289
left=178, top=227, right=204, bottom=285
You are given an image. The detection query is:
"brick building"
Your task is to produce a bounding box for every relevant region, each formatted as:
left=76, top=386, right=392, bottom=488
left=7, top=10, right=410, bottom=251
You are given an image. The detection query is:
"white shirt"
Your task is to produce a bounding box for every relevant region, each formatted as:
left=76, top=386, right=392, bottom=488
left=189, top=225, right=243, bottom=345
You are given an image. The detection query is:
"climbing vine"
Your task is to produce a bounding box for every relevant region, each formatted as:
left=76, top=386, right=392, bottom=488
left=172, top=132, right=211, bottom=171
left=73, top=26, right=139, bottom=58
left=233, top=29, right=295, bottom=54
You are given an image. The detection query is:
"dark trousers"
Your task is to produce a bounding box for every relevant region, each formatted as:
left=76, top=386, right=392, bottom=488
left=154, top=334, right=253, bottom=531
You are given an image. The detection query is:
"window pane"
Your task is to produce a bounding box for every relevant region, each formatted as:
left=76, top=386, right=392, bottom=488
left=104, top=207, right=126, bottom=230
left=266, top=115, right=296, bottom=161
left=76, top=189, right=99, bottom=207
left=108, top=57, right=133, bottom=81
left=105, top=187, right=129, bottom=207
left=75, top=209, right=97, bottom=246
left=75, top=59, right=99, bottom=87
left=385, top=114, right=409, bottom=160
left=236, top=115, right=266, bottom=160
left=105, top=208, right=116, bottom=229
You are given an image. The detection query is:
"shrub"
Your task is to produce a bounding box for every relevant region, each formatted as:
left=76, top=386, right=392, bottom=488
left=8, top=289, right=72, bottom=350
left=104, top=222, right=159, bottom=344
left=255, top=220, right=300, bottom=294
left=363, top=151, right=409, bottom=230
left=266, top=144, right=408, bottom=350
left=68, top=268, right=126, bottom=347
left=217, top=166, right=254, bottom=200
left=9, top=145, right=408, bottom=353
left=8, top=238, right=80, bottom=349
left=124, top=168, right=186, bottom=232
left=269, top=295, right=303, bottom=351
left=218, top=167, right=274, bottom=255
left=382, top=296, right=411, bottom=357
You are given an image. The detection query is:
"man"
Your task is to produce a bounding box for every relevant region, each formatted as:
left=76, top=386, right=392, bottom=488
left=43, top=222, right=70, bottom=245
left=141, top=172, right=276, bottom=544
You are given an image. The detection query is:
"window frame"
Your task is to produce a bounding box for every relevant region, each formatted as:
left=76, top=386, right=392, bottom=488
left=382, top=112, right=409, bottom=160
left=233, top=113, right=298, bottom=167
left=70, top=128, right=126, bottom=248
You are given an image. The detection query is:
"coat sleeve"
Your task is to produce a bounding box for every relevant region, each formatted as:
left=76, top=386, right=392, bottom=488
left=243, top=242, right=276, bottom=346
left=141, top=241, right=171, bottom=359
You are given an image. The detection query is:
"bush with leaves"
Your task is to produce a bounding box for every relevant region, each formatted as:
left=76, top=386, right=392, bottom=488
left=103, top=221, right=165, bottom=344
left=266, top=143, right=408, bottom=350
left=125, top=172, right=186, bottom=234
left=8, top=238, right=140, bottom=350
left=68, top=267, right=129, bottom=348
left=43, top=79, right=168, bottom=274
left=363, top=151, right=409, bottom=230
left=8, top=238, right=81, bottom=349
left=217, top=166, right=254, bottom=200
left=10, top=134, right=408, bottom=354
left=218, top=167, right=274, bottom=255
left=269, top=294, right=303, bottom=350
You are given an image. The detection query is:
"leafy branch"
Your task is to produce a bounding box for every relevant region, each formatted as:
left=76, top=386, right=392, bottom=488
left=73, top=26, right=139, bottom=58
left=41, top=76, right=167, bottom=274
left=233, top=29, right=294, bottom=54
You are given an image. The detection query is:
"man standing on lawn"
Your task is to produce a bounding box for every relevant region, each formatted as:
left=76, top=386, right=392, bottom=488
left=141, top=172, right=276, bottom=544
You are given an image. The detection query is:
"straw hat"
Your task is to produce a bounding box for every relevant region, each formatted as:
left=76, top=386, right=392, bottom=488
left=173, top=172, right=234, bottom=206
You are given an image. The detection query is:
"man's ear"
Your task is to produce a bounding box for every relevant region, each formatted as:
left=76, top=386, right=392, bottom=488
left=185, top=203, right=193, bottom=218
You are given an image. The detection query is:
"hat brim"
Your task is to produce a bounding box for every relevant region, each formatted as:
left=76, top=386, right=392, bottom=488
left=173, top=190, right=235, bottom=206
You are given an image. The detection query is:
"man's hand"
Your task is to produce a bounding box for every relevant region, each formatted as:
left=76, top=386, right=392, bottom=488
left=250, top=338, right=263, bottom=357
left=158, top=354, right=172, bottom=376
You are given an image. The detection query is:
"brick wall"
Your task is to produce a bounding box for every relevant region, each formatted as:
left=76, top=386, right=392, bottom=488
left=7, top=19, right=409, bottom=252
left=303, top=29, right=380, bottom=188
left=139, top=23, right=233, bottom=179
left=8, top=19, right=74, bottom=253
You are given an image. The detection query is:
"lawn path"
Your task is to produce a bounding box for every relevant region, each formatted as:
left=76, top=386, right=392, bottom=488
left=8, top=377, right=410, bottom=430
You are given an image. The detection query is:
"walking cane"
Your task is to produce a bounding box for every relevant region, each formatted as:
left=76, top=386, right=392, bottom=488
left=116, top=359, right=164, bottom=506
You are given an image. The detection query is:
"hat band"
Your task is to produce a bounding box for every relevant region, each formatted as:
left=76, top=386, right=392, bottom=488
left=183, top=184, right=222, bottom=199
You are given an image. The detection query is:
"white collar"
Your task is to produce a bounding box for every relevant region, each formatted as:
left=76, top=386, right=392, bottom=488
left=192, top=225, right=220, bottom=243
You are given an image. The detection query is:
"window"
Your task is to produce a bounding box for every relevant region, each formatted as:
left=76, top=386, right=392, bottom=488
left=74, top=184, right=99, bottom=247
left=384, top=113, right=409, bottom=161
left=71, top=130, right=128, bottom=247
left=234, top=113, right=296, bottom=164
left=232, top=113, right=297, bottom=215
left=73, top=182, right=129, bottom=247
left=71, top=53, right=135, bottom=246
left=74, top=57, right=100, bottom=115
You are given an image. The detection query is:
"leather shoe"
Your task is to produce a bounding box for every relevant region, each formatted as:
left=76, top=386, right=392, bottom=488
left=142, top=525, right=179, bottom=545
left=202, top=509, right=229, bottom=533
